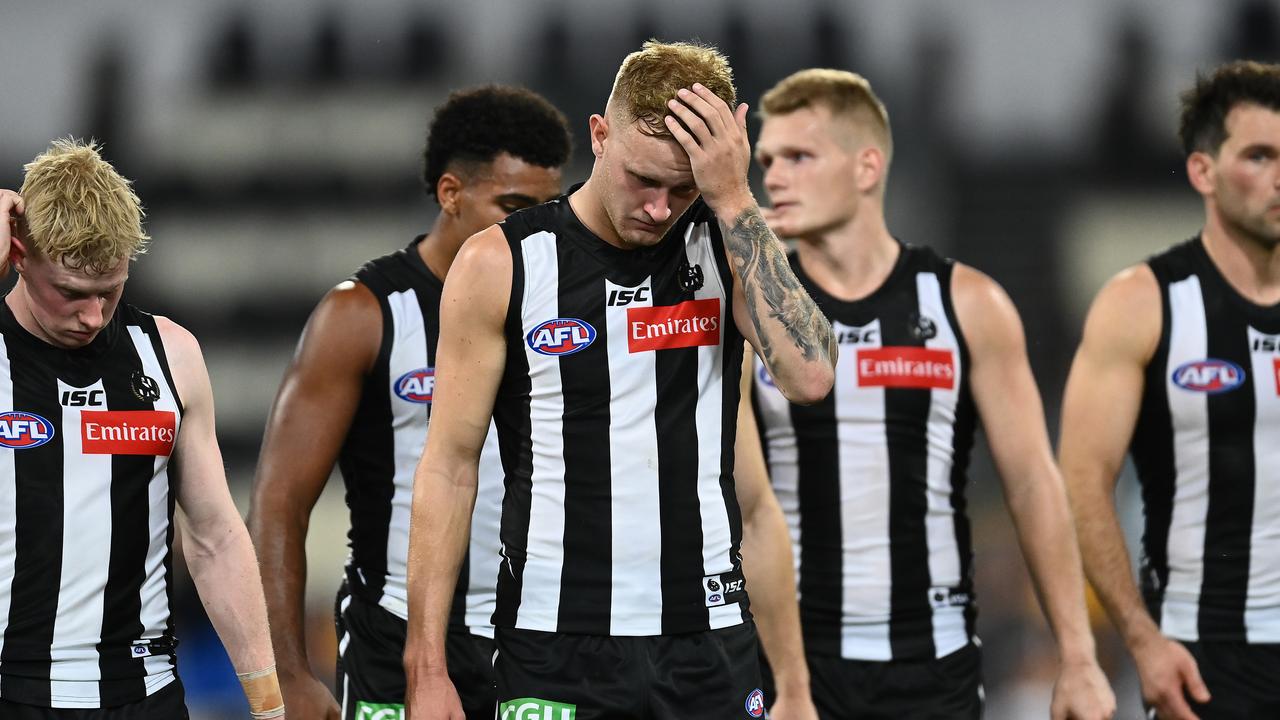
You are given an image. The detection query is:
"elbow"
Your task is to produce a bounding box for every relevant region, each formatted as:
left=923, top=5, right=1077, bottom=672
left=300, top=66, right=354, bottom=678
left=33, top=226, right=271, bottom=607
left=777, top=365, right=834, bottom=405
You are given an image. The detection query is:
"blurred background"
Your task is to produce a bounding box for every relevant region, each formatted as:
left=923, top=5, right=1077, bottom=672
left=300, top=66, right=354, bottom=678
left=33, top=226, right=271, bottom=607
left=3, top=0, right=1278, bottom=717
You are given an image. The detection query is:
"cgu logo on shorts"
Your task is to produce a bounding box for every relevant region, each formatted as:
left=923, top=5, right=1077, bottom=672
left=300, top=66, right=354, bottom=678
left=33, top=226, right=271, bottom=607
left=0, top=412, right=55, bottom=450
left=354, top=702, right=404, bottom=720
left=499, top=698, right=577, bottom=720
left=627, top=298, right=721, bottom=353
left=1171, top=359, right=1245, bottom=394
left=527, top=318, right=596, bottom=357
left=394, top=367, right=434, bottom=403
left=856, top=347, right=955, bottom=390
left=81, top=410, right=176, bottom=456
left=745, top=688, right=766, bottom=718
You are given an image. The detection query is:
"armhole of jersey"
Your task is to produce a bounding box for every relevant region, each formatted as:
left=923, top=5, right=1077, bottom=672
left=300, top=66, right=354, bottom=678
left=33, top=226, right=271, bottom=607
left=937, top=258, right=971, bottom=369
left=1147, top=259, right=1173, bottom=385
left=504, top=229, right=526, bottom=351
left=138, top=310, right=186, bottom=416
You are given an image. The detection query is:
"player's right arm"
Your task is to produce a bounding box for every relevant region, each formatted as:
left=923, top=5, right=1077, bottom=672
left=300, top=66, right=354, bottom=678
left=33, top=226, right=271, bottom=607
left=403, top=226, right=511, bottom=720
left=247, top=282, right=382, bottom=720
left=1058, top=265, right=1210, bottom=720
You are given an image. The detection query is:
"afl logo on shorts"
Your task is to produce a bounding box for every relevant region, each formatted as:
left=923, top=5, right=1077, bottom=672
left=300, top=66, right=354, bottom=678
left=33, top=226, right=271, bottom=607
left=1172, top=359, right=1245, bottom=394
left=0, top=412, right=55, bottom=449
left=527, top=318, right=596, bottom=357
left=394, top=367, right=435, bottom=404
left=745, top=688, right=765, bottom=717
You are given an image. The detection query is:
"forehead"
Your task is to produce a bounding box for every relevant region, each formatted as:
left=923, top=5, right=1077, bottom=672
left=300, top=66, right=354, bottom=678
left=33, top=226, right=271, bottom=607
left=614, top=122, right=693, bottom=178
left=1223, top=103, right=1280, bottom=145
left=468, top=153, right=562, bottom=193
left=757, top=106, right=843, bottom=154
left=40, top=254, right=130, bottom=290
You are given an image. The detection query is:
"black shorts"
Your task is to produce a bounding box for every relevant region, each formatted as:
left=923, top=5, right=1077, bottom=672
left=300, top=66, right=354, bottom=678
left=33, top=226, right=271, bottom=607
left=494, top=621, right=765, bottom=720
left=765, top=642, right=983, bottom=720
left=1173, top=640, right=1280, bottom=719
left=0, top=679, right=188, bottom=719
left=335, top=585, right=496, bottom=720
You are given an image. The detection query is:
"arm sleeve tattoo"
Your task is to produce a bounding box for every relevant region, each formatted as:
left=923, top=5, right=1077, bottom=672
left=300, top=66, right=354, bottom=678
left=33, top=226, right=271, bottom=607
left=723, top=208, right=836, bottom=367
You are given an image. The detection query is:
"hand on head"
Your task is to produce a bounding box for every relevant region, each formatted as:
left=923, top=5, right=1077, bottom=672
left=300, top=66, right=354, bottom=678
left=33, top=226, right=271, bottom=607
left=663, top=83, right=753, bottom=214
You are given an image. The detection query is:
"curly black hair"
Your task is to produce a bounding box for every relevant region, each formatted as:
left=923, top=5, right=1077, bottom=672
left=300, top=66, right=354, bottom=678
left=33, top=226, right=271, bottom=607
left=422, top=85, right=572, bottom=201
left=1179, top=60, right=1280, bottom=157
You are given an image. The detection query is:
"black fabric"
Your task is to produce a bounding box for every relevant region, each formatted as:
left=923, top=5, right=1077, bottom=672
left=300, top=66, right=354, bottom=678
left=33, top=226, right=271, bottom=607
left=493, top=622, right=764, bottom=720
left=0, top=679, right=187, bottom=719
left=335, top=585, right=495, bottom=720
left=1180, top=640, right=1280, bottom=719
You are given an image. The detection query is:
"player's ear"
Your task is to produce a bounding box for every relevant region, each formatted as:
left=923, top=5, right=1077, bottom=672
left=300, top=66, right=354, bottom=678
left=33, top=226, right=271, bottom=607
left=589, top=114, right=609, bottom=159
left=437, top=171, right=464, bottom=217
left=9, top=221, right=29, bottom=271
left=855, top=146, right=886, bottom=194
left=1186, top=151, right=1215, bottom=196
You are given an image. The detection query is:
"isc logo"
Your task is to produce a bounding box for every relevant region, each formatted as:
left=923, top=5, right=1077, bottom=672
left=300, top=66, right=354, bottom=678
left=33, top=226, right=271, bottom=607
left=0, top=412, right=55, bottom=449
left=527, top=318, right=596, bottom=357
left=1172, top=359, right=1245, bottom=394
left=394, top=368, right=434, bottom=403
left=61, top=389, right=105, bottom=407
left=607, top=287, right=650, bottom=306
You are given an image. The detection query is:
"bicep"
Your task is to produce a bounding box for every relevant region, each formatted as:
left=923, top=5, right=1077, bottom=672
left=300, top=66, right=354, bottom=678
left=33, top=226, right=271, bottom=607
left=1058, top=269, right=1160, bottom=489
left=253, top=285, right=380, bottom=513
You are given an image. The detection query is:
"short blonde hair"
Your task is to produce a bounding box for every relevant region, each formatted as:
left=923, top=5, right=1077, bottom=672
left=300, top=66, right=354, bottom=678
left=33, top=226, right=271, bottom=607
left=19, top=138, right=148, bottom=274
left=609, top=40, right=736, bottom=137
left=760, top=69, right=893, bottom=162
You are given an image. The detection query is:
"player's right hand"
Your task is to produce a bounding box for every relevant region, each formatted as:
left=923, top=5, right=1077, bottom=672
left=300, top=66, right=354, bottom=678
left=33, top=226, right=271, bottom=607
left=0, top=189, right=23, bottom=277
left=279, top=670, right=340, bottom=720
left=406, top=670, right=465, bottom=720
left=1131, top=633, right=1210, bottom=720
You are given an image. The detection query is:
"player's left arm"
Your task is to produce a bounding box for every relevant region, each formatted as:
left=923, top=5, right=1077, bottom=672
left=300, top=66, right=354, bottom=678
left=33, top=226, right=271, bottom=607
left=160, top=317, right=284, bottom=719
left=734, top=347, right=817, bottom=720
left=952, top=265, right=1115, bottom=720
left=663, top=84, right=835, bottom=405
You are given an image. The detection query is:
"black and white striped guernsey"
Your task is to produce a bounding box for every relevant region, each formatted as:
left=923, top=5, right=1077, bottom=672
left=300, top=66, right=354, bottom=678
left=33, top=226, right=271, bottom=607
left=1132, top=236, right=1280, bottom=644
left=491, top=194, right=749, bottom=636
left=753, top=244, right=977, bottom=661
left=0, top=300, right=183, bottom=708
left=340, top=237, right=503, bottom=636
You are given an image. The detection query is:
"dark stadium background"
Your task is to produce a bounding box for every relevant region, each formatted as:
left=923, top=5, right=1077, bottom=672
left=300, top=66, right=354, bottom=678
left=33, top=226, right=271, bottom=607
left=2, top=1, right=1277, bottom=717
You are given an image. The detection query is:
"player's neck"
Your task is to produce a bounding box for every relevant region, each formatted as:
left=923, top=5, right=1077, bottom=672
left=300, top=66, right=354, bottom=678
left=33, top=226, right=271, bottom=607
left=418, top=216, right=466, bottom=283
left=1201, top=218, right=1280, bottom=306
left=567, top=179, right=625, bottom=249
left=793, top=213, right=898, bottom=303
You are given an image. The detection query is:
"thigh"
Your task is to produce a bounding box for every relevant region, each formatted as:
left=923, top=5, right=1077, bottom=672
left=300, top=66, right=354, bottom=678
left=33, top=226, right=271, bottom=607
left=337, top=594, right=408, bottom=720
left=447, top=628, right=497, bottom=720
left=1184, top=641, right=1280, bottom=719
left=494, top=627, right=643, bottom=720
left=648, top=621, right=765, bottom=720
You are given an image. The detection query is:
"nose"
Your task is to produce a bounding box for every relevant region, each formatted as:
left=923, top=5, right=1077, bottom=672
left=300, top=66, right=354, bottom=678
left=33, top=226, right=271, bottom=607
left=643, top=189, right=672, bottom=224
left=77, top=298, right=108, bottom=331
left=763, top=162, right=787, bottom=196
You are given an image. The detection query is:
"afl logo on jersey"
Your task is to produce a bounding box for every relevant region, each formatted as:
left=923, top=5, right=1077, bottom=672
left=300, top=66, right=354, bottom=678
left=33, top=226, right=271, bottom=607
left=0, top=412, right=55, bottom=449
left=1172, top=359, right=1245, bottom=394
left=745, top=688, right=766, bottom=718
left=527, top=318, right=596, bottom=356
left=394, top=367, right=435, bottom=404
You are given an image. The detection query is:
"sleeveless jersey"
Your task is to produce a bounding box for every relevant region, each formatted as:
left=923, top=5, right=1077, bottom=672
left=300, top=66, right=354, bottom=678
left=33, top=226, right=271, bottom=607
left=753, top=244, right=978, bottom=660
left=0, top=299, right=183, bottom=708
left=340, top=237, right=503, bottom=635
left=1133, top=236, right=1280, bottom=643
left=491, top=194, right=749, bottom=636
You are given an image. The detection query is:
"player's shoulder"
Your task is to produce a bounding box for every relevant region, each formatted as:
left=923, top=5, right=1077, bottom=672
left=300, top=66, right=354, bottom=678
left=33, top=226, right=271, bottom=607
left=150, top=314, right=204, bottom=367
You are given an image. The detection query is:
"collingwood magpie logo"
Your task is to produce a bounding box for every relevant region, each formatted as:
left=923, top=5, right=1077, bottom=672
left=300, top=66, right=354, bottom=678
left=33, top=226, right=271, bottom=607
left=131, top=371, right=161, bottom=402
left=678, top=258, right=703, bottom=293
left=909, top=312, right=937, bottom=341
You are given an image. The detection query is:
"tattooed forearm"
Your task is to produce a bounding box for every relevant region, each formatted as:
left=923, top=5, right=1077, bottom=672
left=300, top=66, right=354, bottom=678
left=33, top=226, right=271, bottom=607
left=723, top=208, right=836, bottom=365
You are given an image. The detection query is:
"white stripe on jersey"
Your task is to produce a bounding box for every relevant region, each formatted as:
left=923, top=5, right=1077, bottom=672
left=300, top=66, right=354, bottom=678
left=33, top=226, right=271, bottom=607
left=52, top=378, right=111, bottom=706
left=1161, top=276, right=1211, bottom=640
left=916, top=273, right=967, bottom=657
left=466, top=421, right=502, bottom=639
left=1247, top=327, right=1280, bottom=642
left=516, top=231, right=568, bottom=631
left=126, top=326, right=180, bottom=688
left=687, top=224, right=741, bottom=630
left=833, top=318, right=894, bottom=660
left=383, top=289, right=429, bottom=620
left=604, top=276, right=664, bottom=635
left=0, top=338, right=14, bottom=659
